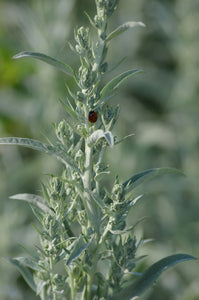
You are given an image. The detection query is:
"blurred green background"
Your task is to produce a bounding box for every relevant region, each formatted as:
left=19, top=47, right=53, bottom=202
left=0, top=0, right=198, bottom=299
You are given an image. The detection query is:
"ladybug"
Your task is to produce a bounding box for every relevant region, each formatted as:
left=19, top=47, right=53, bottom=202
left=88, top=110, right=98, bottom=123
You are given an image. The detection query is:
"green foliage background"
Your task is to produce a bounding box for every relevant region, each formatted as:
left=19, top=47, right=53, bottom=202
left=0, top=0, right=198, bottom=299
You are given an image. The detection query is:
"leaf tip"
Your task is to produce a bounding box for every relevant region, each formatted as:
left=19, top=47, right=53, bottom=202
left=138, top=21, right=146, bottom=27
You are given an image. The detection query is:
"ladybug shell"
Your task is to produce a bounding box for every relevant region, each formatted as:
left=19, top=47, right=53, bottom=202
left=88, top=110, right=98, bottom=123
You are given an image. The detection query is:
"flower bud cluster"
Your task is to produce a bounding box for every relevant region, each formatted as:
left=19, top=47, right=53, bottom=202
left=42, top=215, right=62, bottom=259
left=78, top=65, right=97, bottom=90
left=95, top=0, right=119, bottom=18
left=55, top=120, right=74, bottom=147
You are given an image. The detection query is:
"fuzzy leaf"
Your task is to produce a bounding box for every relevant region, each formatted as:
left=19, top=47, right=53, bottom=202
left=123, top=168, right=184, bottom=195
left=110, top=254, right=196, bottom=300
left=100, top=69, right=144, bottom=99
left=104, top=131, right=114, bottom=147
left=115, top=133, right=135, bottom=145
left=109, top=218, right=146, bottom=235
left=58, top=98, right=78, bottom=120
left=34, top=279, right=47, bottom=296
left=6, top=257, right=36, bottom=292
left=87, top=130, right=114, bottom=147
left=106, top=21, right=145, bottom=41
left=0, top=137, right=80, bottom=172
left=87, top=189, right=107, bottom=210
left=94, top=171, right=110, bottom=182
left=13, top=51, right=74, bottom=76
left=13, top=257, right=45, bottom=272
left=10, top=193, right=52, bottom=214
left=66, top=236, right=92, bottom=265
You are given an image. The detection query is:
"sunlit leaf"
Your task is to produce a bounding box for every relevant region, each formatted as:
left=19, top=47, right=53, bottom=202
left=0, top=137, right=80, bottom=172
left=106, top=21, right=145, bottom=41
left=13, top=51, right=74, bottom=76
left=10, top=193, right=52, bottom=214
left=87, top=130, right=114, bottom=147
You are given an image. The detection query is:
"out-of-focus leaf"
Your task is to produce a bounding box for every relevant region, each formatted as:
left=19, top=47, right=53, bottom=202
left=115, top=133, right=135, bottom=145
left=100, top=69, right=144, bottom=99
left=123, top=168, right=185, bottom=195
left=109, top=254, right=196, bottom=300
left=94, top=171, right=110, bottom=182
left=13, top=257, right=45, bottom=272
left=106, top=21, right=145, bottom=41
left=6, top=257, right=36, bottom=292
left=13, top=51, right=74, bottom=76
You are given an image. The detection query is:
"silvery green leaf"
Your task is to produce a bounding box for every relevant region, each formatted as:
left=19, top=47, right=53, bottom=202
left=104, top=131, right=114, bottom=147
left=0, top=137, right=80, bottom=172
left=13, top=257, right=46, bottom=272
left=109, top=218, right=146, bottom=235
left=34, top=278, right=47, bottom=296
left=106, top=21, right=146, bottom=41
left=10, top=193, right=52, bottom=214
left=13, top=51, right=74, bottom=76
left=94, top=171, right=110, bottom=182
left=6, top=257, right=36, bottom=292
left=123, top=168, right=185, bottom=195
left=100, top=69, right=144, bottom=99
left=86, top=189, right=107, bottom=210
left=66, top=235, right=92, bottom=265
left=87, top=130, right=104, bottom=147
left=84, top=11, right=96, bottom=28
left=115, top=133, right=135, bottom=145
left=94, top=94, right=115, bottom=109
left=110, top=254, right=196, bottom=300
left=87, top=130, right=114, bottom=147
left=58, top=98, right=78, bottom=120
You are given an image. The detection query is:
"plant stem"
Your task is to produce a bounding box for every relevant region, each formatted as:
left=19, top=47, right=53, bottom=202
left=70, top=269, right=76, bottom=300
left=87, top=245, right=100, bottom=300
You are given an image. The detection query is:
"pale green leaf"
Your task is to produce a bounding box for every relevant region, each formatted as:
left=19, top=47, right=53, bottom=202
left=84, top=11, right=96, bottom=28
left=110, top=254, right=196, bottom=300
left=87, top=130, right=114, bottom=147
left=0, top=137, right=80, bottom=172
left=58, top=98, right=78, bottom=120
left=34, top=278, right=47, bottom=296
left=13, top=51, right=74, bottom=76
left=104, top=131, right=114, bottom=147
left=123, top=168, right=185, bottom=195
left=100, top=69, right=144, bottom=99
left=109, top=218, right=146, bottom=235
left=66, top=236, right=92, bottom=265
left=13, top=257, right=46, bottom=272
left=106, top=21, right=145, bottom=41
left=6, top=257, right=36, bottom=292
left=10, top=193, right=52, bottom=214
left=86, top=189, right=107, bottom=210
left=94, top=171, right=110, bottom=182
left=115, top=133, right=135, bottom=145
